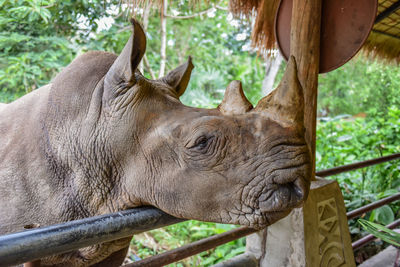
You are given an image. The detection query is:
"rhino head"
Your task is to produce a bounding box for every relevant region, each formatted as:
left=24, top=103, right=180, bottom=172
left=38, top=20, right=311, bottom=230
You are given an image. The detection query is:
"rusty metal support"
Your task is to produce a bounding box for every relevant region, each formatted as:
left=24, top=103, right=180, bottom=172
left=23, top=261, right=41, bottom=267
left=0, top=207, right=183, bottom=267
left=316, top=153, right=400, bottom=177
left=347, top=193, right=400, bottom=220
left=352, top=219, right=400, bottom=250
left=123, top=227, right=257, bottom=267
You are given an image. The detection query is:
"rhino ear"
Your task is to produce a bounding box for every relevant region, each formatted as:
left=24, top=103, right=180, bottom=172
left=162, top=57, right=194, bottom=97
left=105, top=19, right=146, bottom=89
left=218, top=80, right=253, bottom=115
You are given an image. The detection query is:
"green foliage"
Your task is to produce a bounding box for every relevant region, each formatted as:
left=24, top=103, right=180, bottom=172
left=318, top=57, right=400, bottom=117
left=0, top=0, right=122, bottom=98
left=359, top=219, right=400, bottom=247
left=181, top=55, right=264, bottom=108
left=140, top=2, right=264, bottom=107
left=316, top=107, right=400, bottom=234
left=369, top=205, right=395, bottom=225
left=0, top=1, right=71, bottom=94
left=128, top=221, right=245, bottom=266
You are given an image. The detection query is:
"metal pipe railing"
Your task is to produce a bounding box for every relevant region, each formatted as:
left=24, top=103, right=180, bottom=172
left=345, top=193, right=400, bottom=251
left=1, top=153, right=399, bottom=266
left=346, top=193, right=400, bottom=251
left=352, top=219, right=400, bottom=250
left=122, top=192, right=400, bottom=266
left=316, top=153, right=400, bottom=177
left=347, top=193, right=400, bottom=220
left=0, top=207, right=184, bottom=266
left=121, top=154, right=400, bottom=266
left=124, top=226, right=257, bottom=267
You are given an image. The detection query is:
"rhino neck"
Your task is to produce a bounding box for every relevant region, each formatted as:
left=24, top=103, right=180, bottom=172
left=39, top=51, right=130, bottom=220
left=0, top=52, right=122, bottom=234
left=0, top=84, right=56, bottom=233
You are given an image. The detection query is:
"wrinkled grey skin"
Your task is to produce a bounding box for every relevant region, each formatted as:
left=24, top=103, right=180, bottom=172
left=0, top=21, right=311, bottom=266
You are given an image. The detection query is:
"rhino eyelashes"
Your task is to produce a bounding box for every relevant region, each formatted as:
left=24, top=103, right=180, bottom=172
left=189, top=135, right=213, bottom=150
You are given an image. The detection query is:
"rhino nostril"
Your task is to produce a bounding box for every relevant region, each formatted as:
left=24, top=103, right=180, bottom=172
left=291, top=182, right=304, bottom=199
left=282, top=182, right=302, bottom=203
left=285, top=181, right=306, bottom=203
left=257, top=177, right=309, bottom=213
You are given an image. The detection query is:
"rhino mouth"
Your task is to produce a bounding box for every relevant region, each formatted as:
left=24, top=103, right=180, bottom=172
left=229, top=158, right=310, bottom=229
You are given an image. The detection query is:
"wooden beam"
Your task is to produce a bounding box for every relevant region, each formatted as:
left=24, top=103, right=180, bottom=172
left=289, top=0, right=322, bottom=181
left=372, top=29, right=400, bottom=40
left=375, top=0, right=400, bottom=24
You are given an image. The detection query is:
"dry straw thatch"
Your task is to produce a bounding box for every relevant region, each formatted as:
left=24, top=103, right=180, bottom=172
left=132, top=0, right=400, bottom=63
left=229, top=0, right=400, bottom=63
left=229, top=0, right=279, bottom=52
left=363, top=0, right=400, bottom=63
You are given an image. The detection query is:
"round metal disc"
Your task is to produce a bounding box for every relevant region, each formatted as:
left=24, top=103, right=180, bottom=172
left=275, top=0, right=377, bottom=73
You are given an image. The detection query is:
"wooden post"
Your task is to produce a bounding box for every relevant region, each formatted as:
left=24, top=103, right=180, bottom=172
left=246, top=1, right=356, bottom=266
left=290, top=1, right=355, bottom=266
left=290, top=0, right=322, bottom=180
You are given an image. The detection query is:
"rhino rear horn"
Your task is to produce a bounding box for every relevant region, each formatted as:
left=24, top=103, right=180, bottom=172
left=105, top=19, right=146, bottom=89
left=218, top=80, right=253, bottom=115
left=255, top=56, right=304, bottom=126
left=161, top=57, right=194, bottom=97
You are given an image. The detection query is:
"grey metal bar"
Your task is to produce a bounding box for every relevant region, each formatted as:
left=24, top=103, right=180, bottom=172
left=0, top=207, right=184, bottom=267
left=316, top=153, right=400, bottom=177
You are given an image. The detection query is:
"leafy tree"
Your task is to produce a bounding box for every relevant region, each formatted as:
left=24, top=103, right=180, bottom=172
left=1, top=0, right=69, bottom=97
left=318, top=56, right=400, bottom=117
left=0, top=0, right=122, bottom=101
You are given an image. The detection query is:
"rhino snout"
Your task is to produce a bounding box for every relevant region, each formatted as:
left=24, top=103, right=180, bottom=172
left=258, top=158, right=310, bottom=213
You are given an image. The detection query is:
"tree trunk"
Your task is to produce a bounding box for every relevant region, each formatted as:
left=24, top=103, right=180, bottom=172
left=141, top=4, right=156, bottom=79
left=138, top=5, right=150, bottom=74
left=261, top=52, right=283, bottom=96
left=159, top=0, right=168, bottom=78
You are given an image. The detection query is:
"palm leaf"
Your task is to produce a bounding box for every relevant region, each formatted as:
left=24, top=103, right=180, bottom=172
left=358, top=219, right=400, bottom=247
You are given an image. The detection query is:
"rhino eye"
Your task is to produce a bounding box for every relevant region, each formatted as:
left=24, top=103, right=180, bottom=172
left=195, top=136, right=209, bottom=148
left=188, top=135, right=213, bottom=151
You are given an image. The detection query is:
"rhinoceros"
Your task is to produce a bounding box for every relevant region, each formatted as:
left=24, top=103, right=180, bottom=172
left=0, top=20, right=310, bottom=266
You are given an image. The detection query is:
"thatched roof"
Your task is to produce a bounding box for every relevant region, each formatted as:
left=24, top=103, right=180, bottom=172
left=363, top=0, right=400, bottom=63
left=135, top=0, right=400, bottom=63
left=229, top=0, right=400, bottom=63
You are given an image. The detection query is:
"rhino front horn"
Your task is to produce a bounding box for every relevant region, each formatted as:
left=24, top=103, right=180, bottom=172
left=218, top=80, right=253, bottom=115
left=255, top=56, right=304, bottom=126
